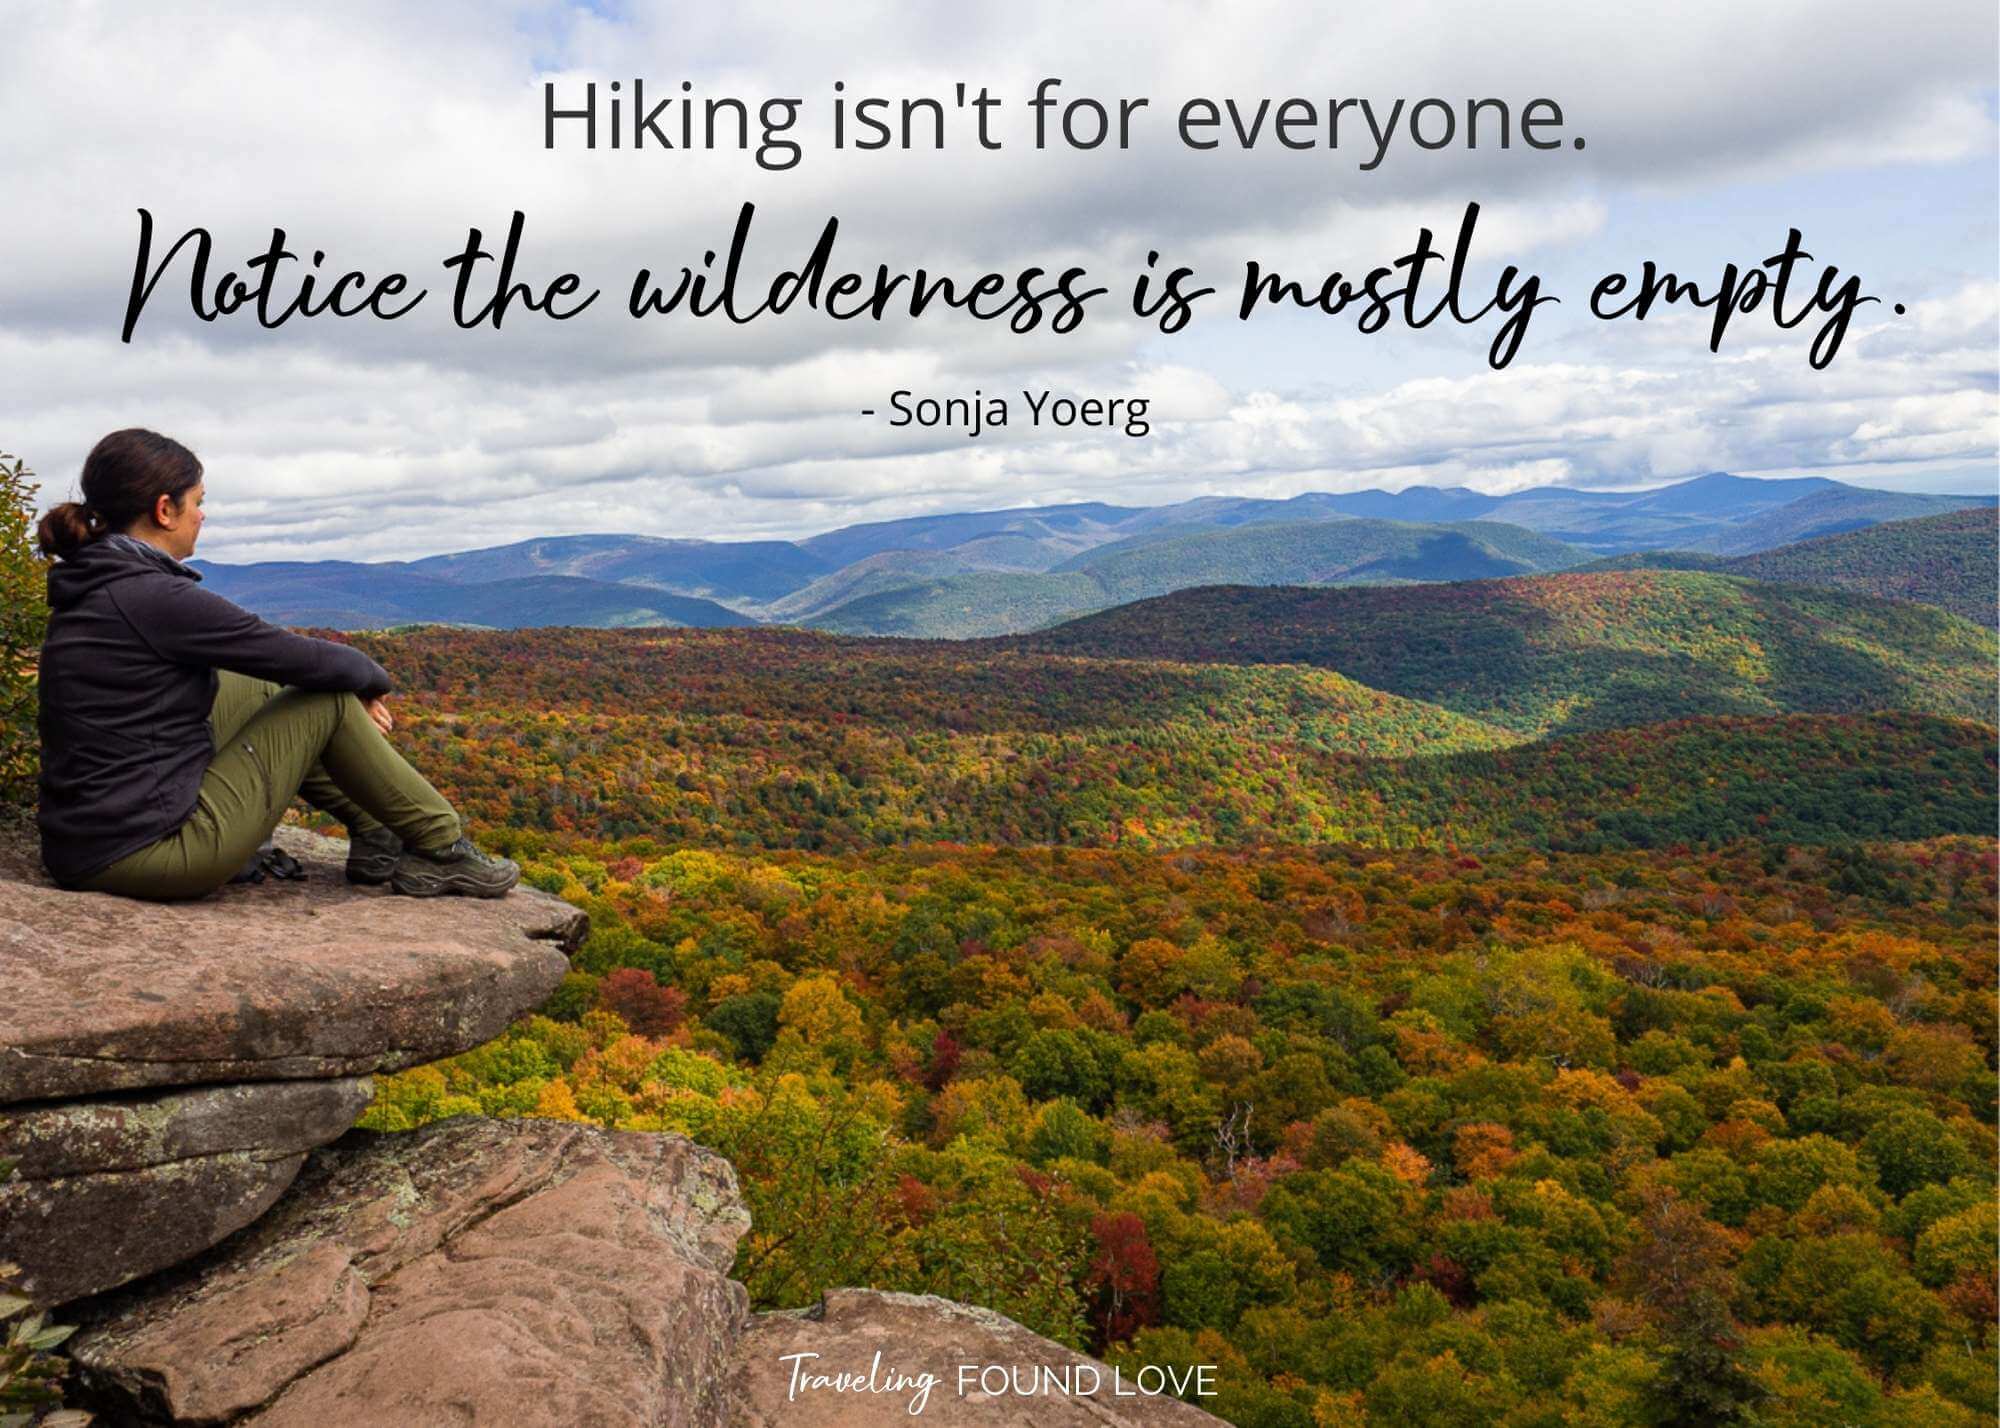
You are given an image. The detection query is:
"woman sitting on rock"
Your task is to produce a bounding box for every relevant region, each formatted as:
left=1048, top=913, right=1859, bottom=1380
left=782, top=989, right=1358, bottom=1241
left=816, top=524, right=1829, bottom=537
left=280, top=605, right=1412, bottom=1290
left=34, top=428, right=518, bottom=900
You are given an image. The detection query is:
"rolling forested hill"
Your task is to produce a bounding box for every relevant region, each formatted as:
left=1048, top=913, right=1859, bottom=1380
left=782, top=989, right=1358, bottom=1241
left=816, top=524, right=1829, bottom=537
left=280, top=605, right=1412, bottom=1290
left=327, top=624, right=1999, bottom=854
left=794, top=518, right=1588, bottom=636
left=356, top=625, right=1518, bottom=753
left=1682, top=486, right=1993, bottom=555
left=1591, top=507, right=1998, bottom=627
left=799, top=570, right=1112, bottom=637
left=404, top=533, right=834, bottom=603
left=1059, top=519, right=1585, bottom=598
left=1722, top=508, right=1997, bottom=626
left=192, top=563, right=754, bottom=630
left=1025, top=570, right=1999, bottom=736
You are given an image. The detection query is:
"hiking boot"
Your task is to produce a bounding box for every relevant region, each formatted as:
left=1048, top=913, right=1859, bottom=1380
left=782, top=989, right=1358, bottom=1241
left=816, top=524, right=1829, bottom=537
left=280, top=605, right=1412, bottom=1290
left=346, top=825, right=403, bottom=885
left=389, top=836, right=520, bottom=898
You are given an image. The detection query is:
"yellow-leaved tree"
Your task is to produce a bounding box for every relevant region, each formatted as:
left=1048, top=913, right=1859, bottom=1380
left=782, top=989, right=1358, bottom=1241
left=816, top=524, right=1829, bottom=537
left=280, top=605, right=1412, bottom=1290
left=0, top=452, right=49, bottom=816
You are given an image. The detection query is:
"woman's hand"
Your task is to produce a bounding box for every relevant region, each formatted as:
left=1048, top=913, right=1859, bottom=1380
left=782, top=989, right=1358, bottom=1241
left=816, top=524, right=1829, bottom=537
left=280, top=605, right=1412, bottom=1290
left=365, top=696, right=394, bottom=734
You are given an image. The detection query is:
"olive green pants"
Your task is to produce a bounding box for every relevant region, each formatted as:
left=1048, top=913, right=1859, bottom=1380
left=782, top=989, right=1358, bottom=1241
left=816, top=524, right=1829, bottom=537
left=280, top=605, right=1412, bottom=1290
left=78, top=671, right=461, bottom=901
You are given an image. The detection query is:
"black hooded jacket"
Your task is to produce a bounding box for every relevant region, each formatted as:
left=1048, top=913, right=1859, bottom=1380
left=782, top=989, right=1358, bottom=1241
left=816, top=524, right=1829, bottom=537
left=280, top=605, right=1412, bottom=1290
left=37, top=535, right=393, bottom=886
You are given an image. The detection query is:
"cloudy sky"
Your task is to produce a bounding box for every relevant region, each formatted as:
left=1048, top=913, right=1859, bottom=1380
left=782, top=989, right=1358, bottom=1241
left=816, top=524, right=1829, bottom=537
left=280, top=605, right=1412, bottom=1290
left=2, top=0, right=1996, bottom=561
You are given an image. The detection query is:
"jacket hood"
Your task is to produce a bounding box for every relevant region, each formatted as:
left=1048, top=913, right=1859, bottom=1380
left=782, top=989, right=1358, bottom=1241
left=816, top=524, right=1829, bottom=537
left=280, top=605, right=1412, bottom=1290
left=46, top=534, right=202, bottom=611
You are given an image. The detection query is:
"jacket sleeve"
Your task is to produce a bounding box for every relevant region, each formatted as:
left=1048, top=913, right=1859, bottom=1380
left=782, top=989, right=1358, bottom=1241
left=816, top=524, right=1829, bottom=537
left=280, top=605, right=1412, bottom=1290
left=112, top=577, right=394, bottom=697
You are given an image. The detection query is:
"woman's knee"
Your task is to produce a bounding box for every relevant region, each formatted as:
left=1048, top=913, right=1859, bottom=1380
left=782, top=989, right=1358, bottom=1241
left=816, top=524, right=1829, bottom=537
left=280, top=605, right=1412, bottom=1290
left=210, top=670, right=287, bottom=747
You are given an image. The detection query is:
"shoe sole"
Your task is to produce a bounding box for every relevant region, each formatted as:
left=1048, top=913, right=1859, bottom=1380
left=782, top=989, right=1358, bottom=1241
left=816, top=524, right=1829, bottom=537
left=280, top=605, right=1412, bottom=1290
left=389, top=862, right=521, bottom=898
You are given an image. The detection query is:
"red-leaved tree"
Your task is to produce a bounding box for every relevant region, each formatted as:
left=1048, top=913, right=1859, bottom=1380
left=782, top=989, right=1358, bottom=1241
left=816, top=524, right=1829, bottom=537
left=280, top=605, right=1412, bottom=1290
left=1084, top=1211, right=1160, bottom=1351
left=595, top=967, right=688, bottom=1039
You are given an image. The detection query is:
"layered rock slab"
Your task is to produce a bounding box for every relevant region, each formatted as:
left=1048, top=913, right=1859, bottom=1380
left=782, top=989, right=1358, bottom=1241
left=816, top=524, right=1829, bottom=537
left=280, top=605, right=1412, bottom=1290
left=0, top=825, right=583, bottom=1102
left=0, top=1077, right=373, bottom=1306
left=728, top=1289, right=1223, bottom=1425
left=67, top=1116, right=753, bottom=1427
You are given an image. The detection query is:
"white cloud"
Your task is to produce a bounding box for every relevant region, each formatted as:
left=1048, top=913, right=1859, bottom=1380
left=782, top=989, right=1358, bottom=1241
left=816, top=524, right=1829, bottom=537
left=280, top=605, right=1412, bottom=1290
left=1, top=0, right=1994, bottom=557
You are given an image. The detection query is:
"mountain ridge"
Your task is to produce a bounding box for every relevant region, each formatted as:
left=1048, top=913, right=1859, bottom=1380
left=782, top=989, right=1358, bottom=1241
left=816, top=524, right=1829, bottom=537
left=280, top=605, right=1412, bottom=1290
left=189, top=471, right=1996, bottom=637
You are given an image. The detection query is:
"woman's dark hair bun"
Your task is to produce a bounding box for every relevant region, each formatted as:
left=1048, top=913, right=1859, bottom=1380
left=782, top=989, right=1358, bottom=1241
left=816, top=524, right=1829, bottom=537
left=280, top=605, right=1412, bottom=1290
left=34, top=502, right=105, bottom=560
left=35, top=428, right=201, bottom=560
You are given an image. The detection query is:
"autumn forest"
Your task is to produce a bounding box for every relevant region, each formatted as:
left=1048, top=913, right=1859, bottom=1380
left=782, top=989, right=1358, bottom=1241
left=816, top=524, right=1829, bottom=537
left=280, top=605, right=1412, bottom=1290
left=319, top=560, right=2000, bottom=1428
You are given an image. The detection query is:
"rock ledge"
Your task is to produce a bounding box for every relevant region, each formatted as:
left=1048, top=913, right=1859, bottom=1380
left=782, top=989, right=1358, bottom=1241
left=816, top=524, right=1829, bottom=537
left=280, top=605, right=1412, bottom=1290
left=0, top=825, right=581, bottom=1304
left=1, top=825, right=583, bottom=1104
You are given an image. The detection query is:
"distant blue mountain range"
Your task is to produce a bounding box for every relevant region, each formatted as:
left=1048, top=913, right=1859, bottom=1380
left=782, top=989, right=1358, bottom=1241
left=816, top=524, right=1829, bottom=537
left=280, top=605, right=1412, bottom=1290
left=191, top=472, right=1994, bottom=638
